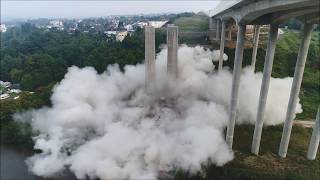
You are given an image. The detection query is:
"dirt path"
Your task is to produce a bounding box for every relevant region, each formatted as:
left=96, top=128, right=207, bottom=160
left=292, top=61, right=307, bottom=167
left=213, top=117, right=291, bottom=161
left=294, top=120, right=315, bottom=128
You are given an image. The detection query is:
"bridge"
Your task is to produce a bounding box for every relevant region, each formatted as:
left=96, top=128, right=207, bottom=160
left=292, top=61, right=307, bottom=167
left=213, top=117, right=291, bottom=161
left=208, top=0, right=319, bottom=159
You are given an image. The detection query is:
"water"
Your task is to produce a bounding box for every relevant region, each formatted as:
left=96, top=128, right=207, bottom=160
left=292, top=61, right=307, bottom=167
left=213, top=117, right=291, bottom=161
left=1, top=145, right=77, bottom=180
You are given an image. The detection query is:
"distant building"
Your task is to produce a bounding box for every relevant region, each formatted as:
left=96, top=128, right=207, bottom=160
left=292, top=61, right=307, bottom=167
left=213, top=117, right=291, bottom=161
left=0, top=24, right=7, bottom=32
left=135, top=22, right=148, bottom=28
left=124, top=24, right=133, bottom=31
left=116, top=31, right=128, bottom=42
left=10, top=89, right=21, bottom=94
left=148, top=21, right=168, bottom=28
left=49, top=20, right=64, bottom=30
left=0, top=94, right=10, bottom=100
left=0, top=81, right=11, bottom=88
left=0, top=81, right=21, bottom=100
left=111, top=19, right=120, bottom=29
left=105, top=31, right=117, bottom=35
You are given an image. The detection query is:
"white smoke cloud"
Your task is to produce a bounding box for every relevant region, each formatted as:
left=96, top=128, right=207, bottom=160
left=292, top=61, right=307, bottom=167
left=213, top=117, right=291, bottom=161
left=16, top=45, right=302, bottom=179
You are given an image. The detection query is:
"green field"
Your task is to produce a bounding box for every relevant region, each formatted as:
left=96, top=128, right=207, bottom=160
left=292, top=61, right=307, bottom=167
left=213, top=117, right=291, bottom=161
left=175, top=124, right=320, bottom=180
left=173, top=13, right=209, bottom=32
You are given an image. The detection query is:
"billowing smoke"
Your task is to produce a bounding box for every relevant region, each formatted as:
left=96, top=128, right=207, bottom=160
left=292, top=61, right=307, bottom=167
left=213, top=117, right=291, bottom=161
left=15, top=45, right=302, bottom=179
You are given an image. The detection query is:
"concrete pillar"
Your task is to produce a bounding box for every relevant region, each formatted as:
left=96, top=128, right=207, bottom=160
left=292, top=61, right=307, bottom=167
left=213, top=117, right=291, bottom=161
left=167, top=25, right=179, bottom=80
left=228, top=28, right=232, bottom=41
left=251, top=24, right=279, bottom=155
left=219, top=21, right=226, bottom=71
left=145, top=26, right=156, bottom=92
left=209, top=18, right=214, bottom=41
left=216, top=20, right=220, bottom=40
left=226, top=24, right=246, bottom=149
left=307, top=106, right=320, bottom=160
left=251, top=25, right=261, bottom=71
left=209, top=18, right=214, bottom=30
left=278, top=23, right=313, bottom=158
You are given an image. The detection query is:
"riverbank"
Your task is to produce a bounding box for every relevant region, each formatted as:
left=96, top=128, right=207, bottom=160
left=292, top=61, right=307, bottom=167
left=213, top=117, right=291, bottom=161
left=0, top=145, right=77, bottom=180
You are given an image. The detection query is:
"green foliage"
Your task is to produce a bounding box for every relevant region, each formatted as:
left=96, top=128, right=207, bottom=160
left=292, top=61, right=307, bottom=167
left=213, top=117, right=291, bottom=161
left=0, top=90, right=50, bottom=147
left=1, top=23, right=146, bottom=90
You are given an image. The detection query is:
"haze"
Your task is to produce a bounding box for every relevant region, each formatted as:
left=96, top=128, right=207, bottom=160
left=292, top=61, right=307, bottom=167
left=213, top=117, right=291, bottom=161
left=1, top=1, right=220, bottom=21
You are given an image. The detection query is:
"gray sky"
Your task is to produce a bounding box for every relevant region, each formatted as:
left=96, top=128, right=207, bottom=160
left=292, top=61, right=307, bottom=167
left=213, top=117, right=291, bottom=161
left=1, top=1, right=221, bottom=21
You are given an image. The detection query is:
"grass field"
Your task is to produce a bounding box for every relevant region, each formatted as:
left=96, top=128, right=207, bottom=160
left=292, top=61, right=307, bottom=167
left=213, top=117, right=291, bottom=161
left=175, top=124, right=320, bottom=180
left=173, top=13, right=209, bottom=32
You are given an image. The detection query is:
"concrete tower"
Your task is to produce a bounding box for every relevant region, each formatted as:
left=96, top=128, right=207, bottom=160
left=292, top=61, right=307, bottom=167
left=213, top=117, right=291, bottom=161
left=145, top=26, right=156, bottom=92
left=307, top=106, right=320, bottom=160
left=167, top=25, right=179, bottom=80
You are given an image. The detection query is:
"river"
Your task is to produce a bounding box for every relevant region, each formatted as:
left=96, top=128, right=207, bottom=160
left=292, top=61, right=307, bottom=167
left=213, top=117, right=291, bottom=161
left=1, top=145, right=77, bottom=180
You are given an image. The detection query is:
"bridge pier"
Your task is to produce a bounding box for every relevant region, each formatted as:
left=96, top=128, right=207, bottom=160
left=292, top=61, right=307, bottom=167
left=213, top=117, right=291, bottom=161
left=145, top=26, right=156, bottom=92
left=279, top=23, right=313, bottom=158
left=307, top=106, right=320, bottom=160
left=216, top=20, right=220, bottom=40
left=227, top=28, right=232, bottom=41
left=209, top=18, right=215, bottom=41
left=167, top=25, right=179, bottom=80
left=251, top=25, right=261, bottom=71
left=251, top=24, right=279, bottom=155
left=219, top=20, right=226, bottom=71
left=226, top=24, right=246, bottom=149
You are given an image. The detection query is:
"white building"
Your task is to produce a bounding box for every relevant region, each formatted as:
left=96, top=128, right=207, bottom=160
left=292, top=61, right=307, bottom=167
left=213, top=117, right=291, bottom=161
left=10, top=89, right=21, bottom=94
left=116, top=31, right=128, bottom=42
left=0, top=81, right=11, bottom=88
left=105, top=31, right=117, bottom=35
left=136, top=22, right=148, bottom=28
left=49, top=20, right=64, bottom=30
left=0, top=24, right=7, bottom=32
left=124, top=24, right=133, bottom=31
left=0, top=94, right=10, bottom=100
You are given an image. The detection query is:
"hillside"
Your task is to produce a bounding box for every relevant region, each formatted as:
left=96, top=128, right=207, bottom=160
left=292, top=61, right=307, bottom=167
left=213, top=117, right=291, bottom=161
left=173, top=13, right=209, bottom=32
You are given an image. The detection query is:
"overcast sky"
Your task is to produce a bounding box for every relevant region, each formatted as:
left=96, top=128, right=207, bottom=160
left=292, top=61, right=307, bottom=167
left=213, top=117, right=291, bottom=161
left=1, top=1, right=221, bottom=21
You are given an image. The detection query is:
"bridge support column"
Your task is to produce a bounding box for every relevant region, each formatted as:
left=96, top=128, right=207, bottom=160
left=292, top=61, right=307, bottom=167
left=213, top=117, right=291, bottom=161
left=219, top=20, right=226, bottom=71
left=209, top=18, right=215, bottom=42
left=251, top=25, right=261, bottom=71
left=307, top=106, right=320, bottom=160
left=145, top=26, right=156, bottom=92
left=279, top=23, right=313, bottom=158
left=216, top=20, right=220, bottom=40
left=251, top=24, right=279, bottom=155
left=228, top=29, right=232, bottom=41
left=167, top=25, right=179, bottom=80
left=226, top=24, right=246, bottom=149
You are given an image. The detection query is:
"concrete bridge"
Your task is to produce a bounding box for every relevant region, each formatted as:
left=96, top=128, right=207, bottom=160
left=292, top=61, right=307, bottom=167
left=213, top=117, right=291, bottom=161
left=209, top=0, right=319, bottom=159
